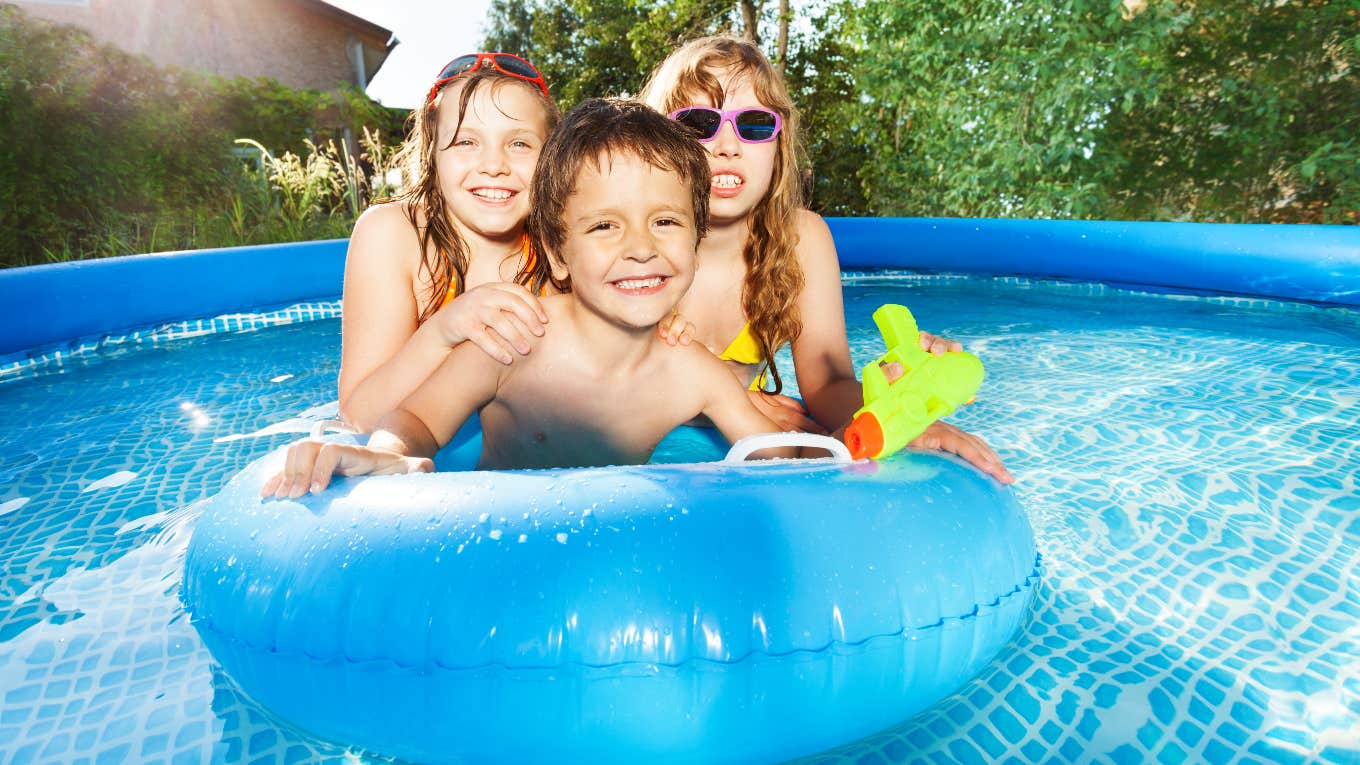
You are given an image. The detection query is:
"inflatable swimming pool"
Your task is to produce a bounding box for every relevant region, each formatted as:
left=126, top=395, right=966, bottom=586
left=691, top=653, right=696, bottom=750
left=183, top=431, right=1038, bottom=765
left=3, top=217, right=1357, bottom=764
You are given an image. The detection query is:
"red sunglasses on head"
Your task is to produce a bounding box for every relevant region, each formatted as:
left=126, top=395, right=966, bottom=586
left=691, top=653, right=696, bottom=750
left=426, top=53, right=550, bottom=107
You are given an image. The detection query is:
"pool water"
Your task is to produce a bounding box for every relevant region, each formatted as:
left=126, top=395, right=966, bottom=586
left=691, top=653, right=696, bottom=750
left=1, top=274, right=1357, bottom=764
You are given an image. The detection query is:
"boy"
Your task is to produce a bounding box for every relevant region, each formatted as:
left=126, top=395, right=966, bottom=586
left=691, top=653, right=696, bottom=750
left=263, top=99, right=790, bottom=497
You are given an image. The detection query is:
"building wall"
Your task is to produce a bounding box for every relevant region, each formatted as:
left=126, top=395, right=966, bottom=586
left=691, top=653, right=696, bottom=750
left=14, top=0, right=390, bottom=91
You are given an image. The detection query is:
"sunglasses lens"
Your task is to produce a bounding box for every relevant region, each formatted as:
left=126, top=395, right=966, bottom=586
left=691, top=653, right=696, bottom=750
left=735, top=110, right=780, bottom=142
left=438, top=55, right=481, bottom=81
left=493, top=54, right=541, bottom=79
left=673, top=108, right=722, bottom=140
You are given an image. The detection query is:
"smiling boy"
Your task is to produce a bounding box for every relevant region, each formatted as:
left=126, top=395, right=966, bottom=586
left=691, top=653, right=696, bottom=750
left=264, top=99, right=790, bottom=496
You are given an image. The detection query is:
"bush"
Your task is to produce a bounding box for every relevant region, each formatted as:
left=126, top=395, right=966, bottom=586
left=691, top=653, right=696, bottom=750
left=0, top=4, right=407, bottom=268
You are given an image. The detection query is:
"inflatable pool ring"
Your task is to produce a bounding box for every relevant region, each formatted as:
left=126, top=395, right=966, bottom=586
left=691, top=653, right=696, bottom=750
left=183, top=429, right=1038, bottom=764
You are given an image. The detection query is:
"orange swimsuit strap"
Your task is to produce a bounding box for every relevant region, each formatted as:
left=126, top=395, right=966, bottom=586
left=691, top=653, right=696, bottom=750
left=441, top=234, right=542, bottom=306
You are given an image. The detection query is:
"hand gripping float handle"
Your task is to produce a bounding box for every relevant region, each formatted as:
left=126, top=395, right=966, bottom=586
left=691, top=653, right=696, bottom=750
left=843, top=304, right=986, bottom=460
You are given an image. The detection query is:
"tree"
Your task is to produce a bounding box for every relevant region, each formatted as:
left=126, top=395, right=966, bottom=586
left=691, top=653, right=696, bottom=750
left=482, top=0, right=865, bottom=214
left=1097, top=0, right=1359, bottom=222
left=847, top=0, right=1359, bottom=222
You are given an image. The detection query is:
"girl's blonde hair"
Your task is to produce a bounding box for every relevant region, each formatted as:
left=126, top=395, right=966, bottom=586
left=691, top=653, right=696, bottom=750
left=389, top=68, right=560, bottom=323
left=640, top=35, right=805, bottom=394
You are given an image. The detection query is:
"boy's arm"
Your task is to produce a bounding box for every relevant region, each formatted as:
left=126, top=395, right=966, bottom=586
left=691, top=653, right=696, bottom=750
left=372, top=338, right=505, bottom=454
left=263, top=341, right=503, bottom=498
left=688, top=346, right=799, bottom=459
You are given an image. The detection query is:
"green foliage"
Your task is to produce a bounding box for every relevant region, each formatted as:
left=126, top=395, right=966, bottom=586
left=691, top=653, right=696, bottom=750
left=481, top=0, right=864, bottom=213
left=483, top=0, right=1356, bottom=224
left=0, top=5, right=407, bottom=268
left=4, top=0, right=1352, bottom=269
left=849, top=0, right=1359, bottom=222
left=781, top=1, right=868, bottom=214
left=850, top=0, right=1149, bottom=218
left=1096, top=0, right=1359, bottom=222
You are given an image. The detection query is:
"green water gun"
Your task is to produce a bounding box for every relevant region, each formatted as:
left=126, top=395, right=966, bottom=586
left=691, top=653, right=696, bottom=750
left=843, top=304, right=985, bottom=460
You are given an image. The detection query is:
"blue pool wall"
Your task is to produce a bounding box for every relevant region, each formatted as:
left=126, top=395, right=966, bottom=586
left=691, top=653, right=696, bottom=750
left=0, top=238, right=347, bottom=357
left=3, top=218, right=1359, bottom=356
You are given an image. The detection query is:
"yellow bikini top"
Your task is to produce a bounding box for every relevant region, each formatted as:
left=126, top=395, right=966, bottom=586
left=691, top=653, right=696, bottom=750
left=441, top=234, right=542, bottom=307
left=718, top=323, right=768, bottom=391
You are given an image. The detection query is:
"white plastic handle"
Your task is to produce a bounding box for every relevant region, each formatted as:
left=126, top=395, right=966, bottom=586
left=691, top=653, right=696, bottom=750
left=309, top=419, right=359, bottom=438
left=722, top=432, right=853, bottom=464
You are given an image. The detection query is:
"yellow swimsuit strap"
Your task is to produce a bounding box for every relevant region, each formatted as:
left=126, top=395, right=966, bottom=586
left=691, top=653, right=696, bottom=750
left=718, top=323, right=769, bottom=391
left=441, top=234, right=542, bottom=307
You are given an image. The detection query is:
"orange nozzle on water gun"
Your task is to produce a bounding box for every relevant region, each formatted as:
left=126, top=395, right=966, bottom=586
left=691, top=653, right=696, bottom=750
left=843, top=304, right=985, bottom=460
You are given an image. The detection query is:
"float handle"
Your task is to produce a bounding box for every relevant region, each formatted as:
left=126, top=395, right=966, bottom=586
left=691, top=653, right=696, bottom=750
left=723, top=432, right=853, bottom=464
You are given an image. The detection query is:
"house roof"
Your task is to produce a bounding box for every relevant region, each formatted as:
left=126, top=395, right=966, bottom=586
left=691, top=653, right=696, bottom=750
left=304, top=0, right=398, bottom=49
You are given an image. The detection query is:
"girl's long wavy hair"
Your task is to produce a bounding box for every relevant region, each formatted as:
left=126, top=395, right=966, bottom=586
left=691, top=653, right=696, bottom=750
left=389, top=69, right=560, bottom=323
left=640, top=36, right=805, bottom=394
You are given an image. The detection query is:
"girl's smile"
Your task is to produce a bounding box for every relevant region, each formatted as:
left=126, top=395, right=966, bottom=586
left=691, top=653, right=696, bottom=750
left=435, top=81, right=548, bottom=242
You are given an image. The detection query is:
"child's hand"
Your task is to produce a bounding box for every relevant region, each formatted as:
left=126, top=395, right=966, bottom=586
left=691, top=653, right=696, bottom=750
left=908, top=421, right=1014, bottom=484
left=657, top=310, right=696, bottom=346
left=918, top=330, right=963, bottom=356
left=748, top=390, right=828, bottom=434
left=436, top=282, right=548, bottom=364
left=260, top=440, right=434, bottom=499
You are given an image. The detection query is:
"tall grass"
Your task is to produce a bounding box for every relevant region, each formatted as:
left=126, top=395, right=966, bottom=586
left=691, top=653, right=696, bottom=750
left=31, top=131, right=404, bottom=264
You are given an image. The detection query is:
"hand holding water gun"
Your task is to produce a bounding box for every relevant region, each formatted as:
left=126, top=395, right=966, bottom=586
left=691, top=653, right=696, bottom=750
left=844, top=304, right=985, bottom=460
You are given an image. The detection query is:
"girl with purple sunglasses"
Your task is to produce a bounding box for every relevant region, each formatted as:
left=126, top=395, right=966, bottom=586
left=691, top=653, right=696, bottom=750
left=642, top=36, right=1013, bottom=483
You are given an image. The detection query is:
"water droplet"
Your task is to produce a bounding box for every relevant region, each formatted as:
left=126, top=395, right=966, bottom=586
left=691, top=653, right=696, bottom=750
left=489, top=529, right=503, bottom=540
left=555, top=532, right=568, bottom=544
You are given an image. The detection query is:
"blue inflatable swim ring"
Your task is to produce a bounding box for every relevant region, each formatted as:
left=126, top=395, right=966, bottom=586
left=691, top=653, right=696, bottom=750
left=184, top=426, right=1038, bottom=764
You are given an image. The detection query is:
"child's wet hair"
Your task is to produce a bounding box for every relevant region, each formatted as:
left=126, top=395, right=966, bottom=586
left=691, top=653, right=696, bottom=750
left=391, top=67, right=560, bottom=321
left=526, top=98, right=711, bottom=287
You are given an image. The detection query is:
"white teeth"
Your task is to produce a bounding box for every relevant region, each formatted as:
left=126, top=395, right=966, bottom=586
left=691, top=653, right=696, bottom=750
left=472, top=189, right=513, bottom=201
left=614, top=276, right=665, bottom=290
left=712, top=174, right=743, bottom=189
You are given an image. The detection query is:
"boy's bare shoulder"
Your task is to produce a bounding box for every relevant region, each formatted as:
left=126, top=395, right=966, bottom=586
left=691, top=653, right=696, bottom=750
left=538, top=293, right=575, bottom=318
left=659, top=336, right=729, bottom=377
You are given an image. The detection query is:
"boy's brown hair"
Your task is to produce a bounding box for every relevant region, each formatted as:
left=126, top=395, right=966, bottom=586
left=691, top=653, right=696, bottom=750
left=526, top=98, right=711, bottom=290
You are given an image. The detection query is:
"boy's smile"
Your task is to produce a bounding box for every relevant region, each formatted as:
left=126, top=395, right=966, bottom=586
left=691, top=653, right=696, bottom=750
left=551, top=152, right=698, bottom=330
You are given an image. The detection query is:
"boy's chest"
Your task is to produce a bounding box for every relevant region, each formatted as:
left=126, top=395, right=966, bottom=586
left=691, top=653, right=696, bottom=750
left=485, top=373, right=699, bottom=468
left=486, top=370, right=701, bottom=465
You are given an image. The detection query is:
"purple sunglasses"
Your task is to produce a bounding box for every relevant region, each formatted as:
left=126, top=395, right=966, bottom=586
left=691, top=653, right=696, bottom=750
left=667, top=106, right=783, bottom=144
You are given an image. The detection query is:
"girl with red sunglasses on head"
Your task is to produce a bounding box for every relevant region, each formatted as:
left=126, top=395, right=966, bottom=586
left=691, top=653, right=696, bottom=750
left=641, top=36, right=1013, bottom=483
left=337, top=54, right=561, bottom=432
